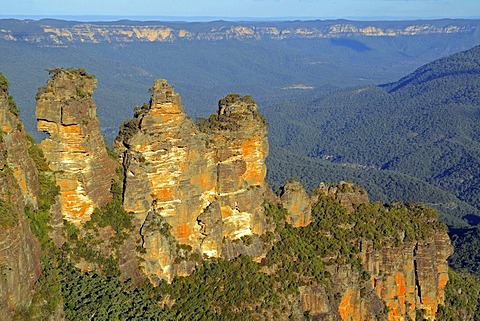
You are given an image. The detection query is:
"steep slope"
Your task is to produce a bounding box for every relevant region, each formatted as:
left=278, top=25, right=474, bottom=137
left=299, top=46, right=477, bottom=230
left=114, top=82, right=269, bottom=283
left=0, top=74, right=41, bottom=321
left=36, top=68, right=116, bottom=226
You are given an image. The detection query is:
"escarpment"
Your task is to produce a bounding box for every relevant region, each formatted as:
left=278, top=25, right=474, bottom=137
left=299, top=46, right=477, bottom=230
left=0, top=70, right=455, bottom=320
left=0, top=75, right=41, bottom=321
left=36, top=68, right=116, bottom=226
left=115, top=81, right=269, bottom=283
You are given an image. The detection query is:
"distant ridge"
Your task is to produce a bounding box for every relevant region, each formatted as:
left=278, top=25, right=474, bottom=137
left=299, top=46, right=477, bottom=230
left=0, top=18, right=479, bottom=44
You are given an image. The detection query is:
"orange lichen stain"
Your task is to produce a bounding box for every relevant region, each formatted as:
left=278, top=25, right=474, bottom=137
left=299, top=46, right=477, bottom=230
left=386, top=301, right=401, bottom=321
left=173, top=224, right=191, bottom=240
left=1, top=124, right=10, bottom=133
left=12, top=167, right=27, bottom=194
left=154, top=186, right=174, bottom=202
left=63, top=124, right=81, bottom=135
left=395, top=273, right=406, bottom=296
left=57, top=178, right=76, bottom=190
left=437, top=272, right=449, bottom=301
left=151, top=102, right=181, bottom=115
left=421, top=296, right=437, bottom=318
left=243, top=165, right=263, bottom=186
left=241, top=137, right=258, bottom=158
left=221, top=206, right=233, bottom=218
left=61, top=191, right=92, bottom=221
left=150, top=110, right=180, bottom=121
left=190, top=172, right=215, bottom=190
left=338, top=289, right=354, bottom=320
left=375, top=279, right=383, bottom=298
left=294, top=215, right=308, bottom=228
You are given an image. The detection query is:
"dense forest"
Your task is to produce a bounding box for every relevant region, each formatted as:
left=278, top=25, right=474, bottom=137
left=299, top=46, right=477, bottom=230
left=264, top=45, right=480, bottom=275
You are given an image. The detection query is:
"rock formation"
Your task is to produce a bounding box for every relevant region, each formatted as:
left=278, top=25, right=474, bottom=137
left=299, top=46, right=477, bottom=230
left=294, top=184, right=452, bottom=321
left=278, top=180, right=312, bottom=227
left=313, top=181, right=370, bottom=214
left=0, top=75, right=41, bottom=321
left=36, top=68, right=116, bottom=226
left=115, top=82, right=269, bottom=283
left=359, top=233, right=452, bottom=320
left=0, top=71, right=454, bottom=320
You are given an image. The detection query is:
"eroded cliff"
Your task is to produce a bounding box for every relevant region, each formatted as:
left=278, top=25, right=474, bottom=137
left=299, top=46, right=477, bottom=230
left=36, top=68, right=116, bottom=226
left=286, top=183, right=452, bottom=321
left=115, top=81, right=269, bottom=283
left=0, top=20, right=477, bottom=44
left=0, top=74, right=41, bottom=321
left=0, top=70, right=455, bottom=320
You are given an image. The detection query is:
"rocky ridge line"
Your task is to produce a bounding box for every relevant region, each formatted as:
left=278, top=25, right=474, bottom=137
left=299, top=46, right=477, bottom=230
left=0, top=20, right=477, bottom=44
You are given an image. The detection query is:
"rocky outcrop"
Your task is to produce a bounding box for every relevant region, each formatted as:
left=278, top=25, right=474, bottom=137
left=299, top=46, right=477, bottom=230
left=36, top=68, right=116, bottom=226
left=346, top=232, right=451, bottom=321
left=202, top=93, right=269, bottom=241
left=278, top=180, right=312, bottom=227
left=0, top=76, right=41, bottom=320
left=291, top=183, right=452, bottom=321
left=0, top=71, right=455, bottom=321
left=115, top=82, right=269, bottom=283
left=313, top=181, right=369, bottom=213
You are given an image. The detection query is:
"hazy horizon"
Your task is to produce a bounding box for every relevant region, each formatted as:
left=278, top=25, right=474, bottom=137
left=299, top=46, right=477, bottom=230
left=1, top=14, right=480, bottom=23
left=1, top=0, right=478, bottom=22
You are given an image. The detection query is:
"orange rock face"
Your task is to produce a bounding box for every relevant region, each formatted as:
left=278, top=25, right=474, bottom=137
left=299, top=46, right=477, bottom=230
left=115, top=84, right=269, bottom=283
left=357, top=235, right=452, bottom=321
left=36, top=69, right=116, bottom=225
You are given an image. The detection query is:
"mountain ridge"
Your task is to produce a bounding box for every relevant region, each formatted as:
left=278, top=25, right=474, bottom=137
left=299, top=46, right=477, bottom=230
left=0, top=18, right=478, bottom=44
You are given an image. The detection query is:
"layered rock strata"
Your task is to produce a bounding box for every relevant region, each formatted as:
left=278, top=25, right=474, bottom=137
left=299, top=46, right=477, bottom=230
left=115, top=82, right=269, bottom=283
left=0, top=78, right=41, bottom=320
left=1, top=20, right=476, bottom=44
left=36, top=68, right=116, bottom=226
left=294, top=183, right=452, bottom=321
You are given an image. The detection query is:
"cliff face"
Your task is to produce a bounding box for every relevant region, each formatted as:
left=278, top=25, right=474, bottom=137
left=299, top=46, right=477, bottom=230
left=115, top=82, right=269, bottom=283
left=291, top=184, right=452, bottom=321
left=201, top=93, right=269, bottom=244
left=0, top=77, right=41, bottom=320
left=36, top=68, right=116, bottom=226
left=359, top=234, right=452, bottom=321
left=115, top=79, right=217, bottom=283
left=0, top=20, right=477, bottom=44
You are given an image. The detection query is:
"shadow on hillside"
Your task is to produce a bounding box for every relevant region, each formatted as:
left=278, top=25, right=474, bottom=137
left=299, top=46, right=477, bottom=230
left=330, top=38, right=372, bottom=52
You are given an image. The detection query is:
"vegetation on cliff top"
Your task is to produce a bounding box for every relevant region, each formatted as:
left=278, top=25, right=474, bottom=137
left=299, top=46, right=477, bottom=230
left=56, top=195, right=444, bottom=320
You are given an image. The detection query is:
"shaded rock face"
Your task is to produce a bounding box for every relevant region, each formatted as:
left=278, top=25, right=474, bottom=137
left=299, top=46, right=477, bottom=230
left=115, top=83, right=269, bottom=283
left=0, top=82, right=41, bottom=320
left=36, top=69, right=116, bottom=226
left=0, top=84, right=39, bottom=209
left=279, top=180, right=312, bottom=227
